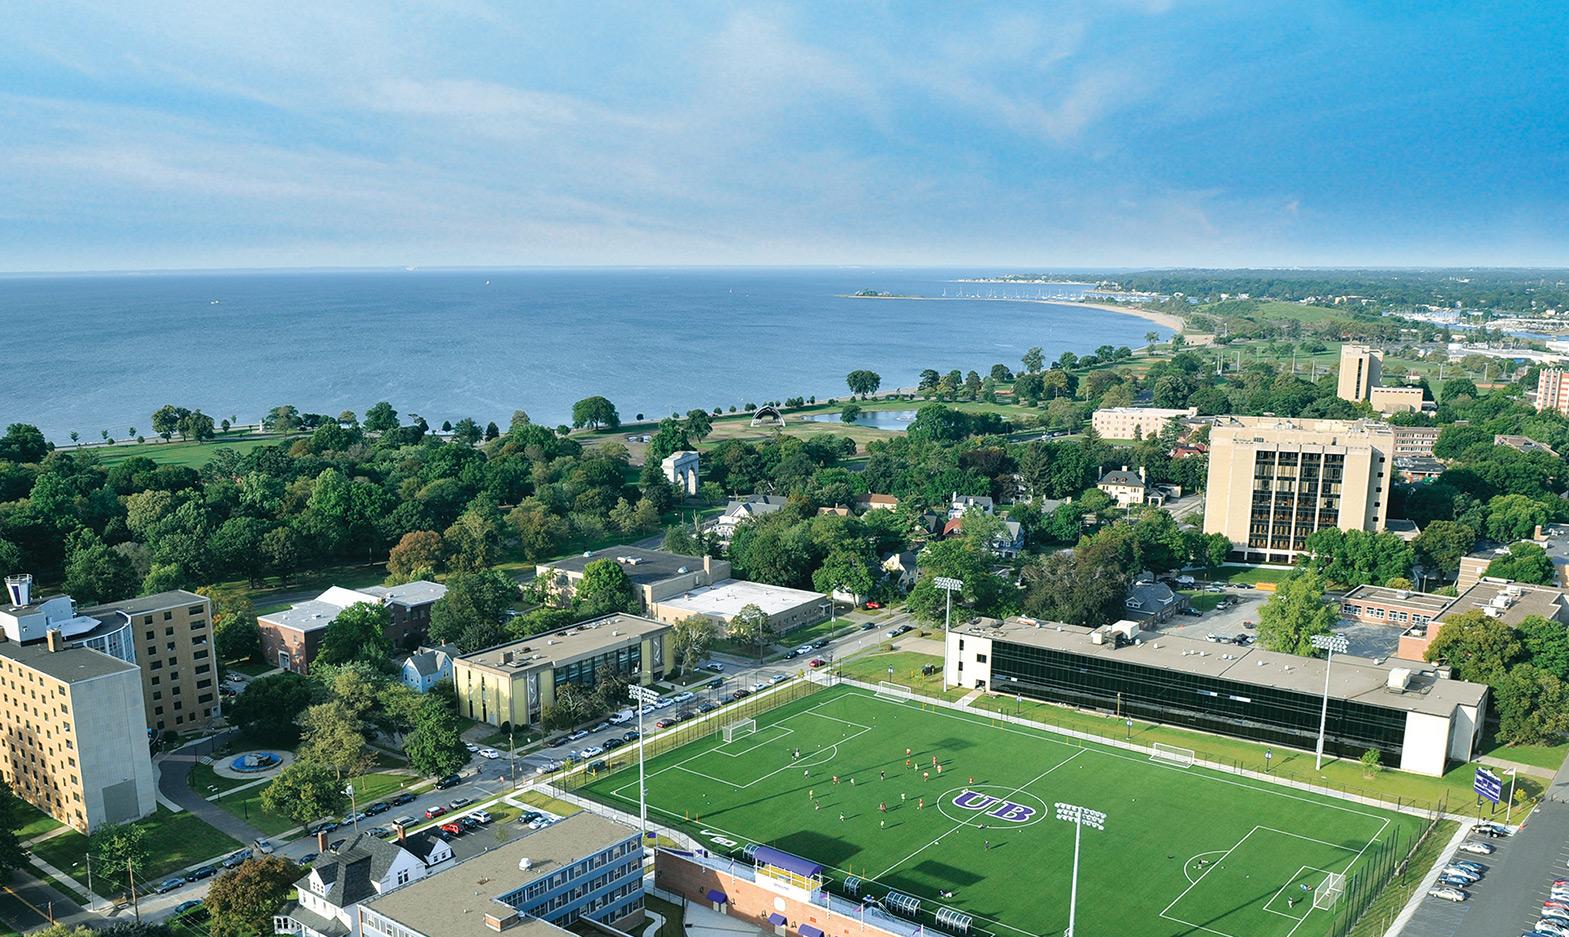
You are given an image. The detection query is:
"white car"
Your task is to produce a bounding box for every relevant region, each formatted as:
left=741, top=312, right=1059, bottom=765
left=752, top=681, right=767, bottom=691
left=534, top=760, right=563, bottom=774
left=252, top=838, right=275, bottom=854
left=581, top=745, right=604, bottom=757
left=672, top=692, right=695, bottom=703
left=770, top=673, right=789, bottom=684
left=608, top=709, right=633, bottom=724
left=794, top=644, right=814, bottom=656
left=1457, top=840, right=1494, bottom=856
left=1427, top=886, right=1466, bottom=902
left=653, top=698, right=676, bottom=710
left=1439, top=866, right=1479, bottom=884
left=1536, top=920, right=1569, bottom=937
left=478, top=747, right=500, bottom=760
left=467, top=810, right=492, bottom=824
left=464, top=742, right=479, bottom=753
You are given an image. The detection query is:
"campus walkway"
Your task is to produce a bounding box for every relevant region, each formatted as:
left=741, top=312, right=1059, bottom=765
left=155, top=731, right=269, bottom=845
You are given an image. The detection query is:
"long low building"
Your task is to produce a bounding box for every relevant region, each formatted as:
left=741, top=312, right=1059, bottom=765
left=453, top=614, right=672, bottom=728
left=259, top=581, right=445, bottom=675
left=944, top=616, right=1487, bottom=777
left=648, top=579, right=827, bottom=633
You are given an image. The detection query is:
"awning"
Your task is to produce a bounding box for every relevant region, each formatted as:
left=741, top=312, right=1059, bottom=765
left=768, top=914, right=787, bottom=926
left=707, top=889, right=728, bottom=904
left=800, top=926, right=824, bottom=937
left=753, top=846, right=825, bottom=878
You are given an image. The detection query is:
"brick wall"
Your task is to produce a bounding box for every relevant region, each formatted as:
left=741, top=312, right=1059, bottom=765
left=655, top=851, right=900, bottom=937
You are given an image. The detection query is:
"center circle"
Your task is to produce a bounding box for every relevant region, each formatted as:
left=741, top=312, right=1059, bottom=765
left=934, top=785, right=1048, bottom=829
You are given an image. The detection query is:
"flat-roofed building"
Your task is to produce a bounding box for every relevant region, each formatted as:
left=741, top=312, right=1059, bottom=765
left=1537, top=367, right=1569, bottom=414
left=1390, top=424, right=1440, bottom=459
left=357, top=813, right=643, bottom=937
left=1202, top=416, right=1395, bottom=563
left=1090, top=406, right=1196, bottom=440
left=0, top=634, right=156, bottom=831
left=1494, top=434, right=1559, bottom=458
left=1403, top=578, right=1569, bottom=661
left=453, top=614, right=671, bottom=728
left=1368, top=386, right=1426, bottom=414
left=1337, top=344, right=1383, bottom=403
left=536, top=547, right=730, bottom=612
left=1342, top=585, right=1452, bottom=628
left=259, top=581, right=446, bottom=675
left=945, top=616, right=1487, bottom=777
left=648, top=579, right=827, bottom=633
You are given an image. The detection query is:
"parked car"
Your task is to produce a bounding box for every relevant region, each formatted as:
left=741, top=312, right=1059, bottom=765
left=886, top=627, right=902, bottom=638
left=655, top=717, right=676, bottom=729
left=155, top=878, right=185, bottom=894
left=732, top=689, right=752, bottom=700
left=1472, top=822, right=1510, bottom=838
left=770, top=673, right=789, bottom=684
left=580, top=745, right=604, bottom=757
left=809, top=658, right=828, bottom=669
left=1437, top=873, right=1474, bottom=888
left=222, top=849, right=252, bottom=869
left=673, top=691, right=695, bottom=703
left=520, top=811, right=542, bottom=824
left=813, top=638, right=831, bottom=649
left=603, top=737, right=625, bottom=750
left=1427, top=886, right=1467, bottom=902
left=186, top=864, right=219, bottom=881
left=623, top=729, right=640, bottom=740
left=468, top=810, right=493, bottom=824
left=1232, top=634, right=1253, bottom=646
left=341, top=811, right=367, bottom=825
left=1457, top=840, right=1494, bottom=855
left=478, top=747, right=501, bottom=759
left=253, top=838, right=275, bottom=854
left=425, top=805, right=448, bottom=819
left=1449, top=859, right=1485, bottom=873
left=784, top=649, right=799, bottom=659
left=448, top=796, right=472, bottom=809
left=588, top=759, right=608, bottom=772
left=592, top=721, right=611, bottom=732
left=308, top=820, right=339, bottom=835
left=1205, top=633, right=1226, bottom=643
left=861, top=622, right=876, bottom=630
left=705, top=661, right=725, bottom=671
left=609, top=709, right=634, bottom=724
left=794, top=644, right=814, bottom=656
left=1182, top=608, right=1203, bottom=617
left=864, top=601, right=881, bottom=609
left=391, top=792, right=417, bottom=807
left=1439, top=866, right=1479, bottom=884
left=464, top=742, right=479, bottom=753
left=366, top=801, right=391, bottom=815
left=174, top=899, right=203, bottom=914
left=328, top=839, right=346, bottom=853
left=296, top=853, right=318, bottom=866
left=697, top=702, right=718, bottom=713
left=567, top=729, right=590, bottom=741
left=436, top=773, right=463, bottom=789
left=440, top=821, right=465, bottom=836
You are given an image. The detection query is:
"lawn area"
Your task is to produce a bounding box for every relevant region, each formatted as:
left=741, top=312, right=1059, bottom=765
left=581, top=684, right=1429, bottom=937
left=213, top=767, right=414, bottom=836
left=14, top=803, right=62, bottom=840
left=1193, top=565, right=1295, bottom=585
left=30, top=808, right=242, bottom=895
left=835, top=649, right=970, bottom=702
left=1181, top=590, right=1226, bottom=612
left=1477, top=735, right=1569, bottom=772
left=224, top=659, right=276, bottom=677
left=782, top=615, right=873, bottom=647
left=92, top=434, right=287, bottom=467
left=517, top=790, right=583, bottom=818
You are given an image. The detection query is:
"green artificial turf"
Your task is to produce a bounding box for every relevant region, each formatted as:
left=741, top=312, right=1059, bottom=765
left=580, top=685, right=1427, bottom=937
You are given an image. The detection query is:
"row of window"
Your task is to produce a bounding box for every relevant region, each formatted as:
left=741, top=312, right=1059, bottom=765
left=1343, top=604, right=1432, bottom=624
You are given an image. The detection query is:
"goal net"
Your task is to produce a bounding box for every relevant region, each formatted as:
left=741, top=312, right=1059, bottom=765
left=1150, top=743, right=1195, bottom=768
left=1313, top=872, right=1346, bottom=910
left=876, top=681, right=913, bottom=701
left=722, top=719, right=757, bottom=743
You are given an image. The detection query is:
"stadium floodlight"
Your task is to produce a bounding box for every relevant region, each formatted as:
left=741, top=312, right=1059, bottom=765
left=934, top=576, right=963, bottom=691
left=1054, top=803, right=1106, bottom=937
left=629, top=684, right=660, bottom=843
left=1310, top=633, right=1350, bottom=771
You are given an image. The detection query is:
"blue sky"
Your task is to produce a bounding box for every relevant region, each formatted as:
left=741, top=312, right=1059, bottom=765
left=2, top=2, right=1565, bottom=271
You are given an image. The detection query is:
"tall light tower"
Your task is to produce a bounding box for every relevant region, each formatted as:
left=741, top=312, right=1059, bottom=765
left=934, top=576, right=963, bottom=690
left=1310, top=633, right=1350, bottom=771
left=628, top=684, right=660, bottom=845
left=1054, top=803, right=1106, bottom=937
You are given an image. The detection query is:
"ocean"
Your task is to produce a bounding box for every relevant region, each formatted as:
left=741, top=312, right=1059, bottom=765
left=0, top=268, right=1168, bottom=442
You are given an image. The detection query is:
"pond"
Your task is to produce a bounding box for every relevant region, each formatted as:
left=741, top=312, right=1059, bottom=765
left=797, top=409, right=919, bottom=431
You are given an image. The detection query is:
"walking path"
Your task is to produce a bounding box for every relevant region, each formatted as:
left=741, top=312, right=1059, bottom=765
left=1476, top=754, right=1558, bottom=780
left=155, top=731, right=269, bottom=844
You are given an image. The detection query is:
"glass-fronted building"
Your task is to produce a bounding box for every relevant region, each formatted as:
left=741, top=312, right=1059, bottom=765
left=945, top=617, right=1487, bottom=777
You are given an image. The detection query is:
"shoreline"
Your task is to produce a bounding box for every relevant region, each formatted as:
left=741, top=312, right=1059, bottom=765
left=841, top=293, right=1186, bottom=333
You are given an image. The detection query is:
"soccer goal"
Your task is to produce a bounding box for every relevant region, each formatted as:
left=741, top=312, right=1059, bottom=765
left=1150, top=742, right=1195, bottom=768
left=876, top=681, right=913, bottom=701
left=1313, top=872, right=1346, bottom=910
left=723, top=718, right=757, bottom=743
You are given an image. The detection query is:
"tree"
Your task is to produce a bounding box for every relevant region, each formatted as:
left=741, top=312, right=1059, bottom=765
left=89, top=821, right=150, bottom=887
left=316, top=602, right=393, bottom=668
left=62, top=530, right=139, bottom=605
left=150, top=405, right=184, bottom=442
left=508, top=499, right=569, bottom=561
left=205, top=855, right=302, bottom=937
left=670, top=614, right=718, bottom=676
left=484, top=420, right=501, bottom=441
left=203, top=588, right=261, bottom=664
left=840, top=403, right=863, bottom=424
left=907, top=539, right=1007, bottom=624
left=0, top=423, right=48, bottom=462
left=1414, top=520, right=1476, bottom=577
left=387, top=530, right=444, bottom=583
left=1485, top=494, right=1549, bottom=543
left=1495, top=663, right=1569, bottom=745
left=727, top=603, right=776, bottom=650
left=1021, top=347, right=1045, bottom=374
left=1255, top=571, right=1336, bottom=655
left=429, top=569, right=517, bottom=651
left=452, top=417, right=483, bottom=446
left=260, top=759, right=347, bottom=824
left=845, top=370, right=882, bottom=398
left=575, top=559, right=640, bottom=617
left=0, top=782, right=27, bottom=880
left=1424, top=609, right=1522, bottom=684
left=443, top=496, right=505, bottom=572
left=1520, top=614, right=1569, bottom=680
left=178, top=409, right=216, bottom=442
left=363, top=401, right=399, bottom=433
left=262, top=405, right=301, bottom=433
left=403, top=696, right=470, bottom=777
left=571, top=396, right=620, bottom=430
left=812, top=545, right=877, bottom=601
left=1486, top=542, right=1556, bottom=585
left=684, top=408, right=714, bottom=441
left=227, top=671, right=317, bottom=745
left=297, top=700, right=373, bottom=781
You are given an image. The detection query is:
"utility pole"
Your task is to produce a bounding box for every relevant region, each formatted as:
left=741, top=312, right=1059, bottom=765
left=128, top=859, right=141, bottom=923
left=1311, top=633, right=1350, bottom=771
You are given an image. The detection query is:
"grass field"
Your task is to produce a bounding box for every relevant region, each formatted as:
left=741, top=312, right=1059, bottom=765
left=29, top=807, right=242, bottom=895
left=581, top=685, right=1424, bottom=937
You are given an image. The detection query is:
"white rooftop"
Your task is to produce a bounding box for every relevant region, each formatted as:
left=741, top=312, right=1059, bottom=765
left=657, top=578, right=824, bottom=620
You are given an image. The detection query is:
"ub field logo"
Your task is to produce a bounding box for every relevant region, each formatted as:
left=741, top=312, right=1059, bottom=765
left=942, top=788, right=1045, bottom=826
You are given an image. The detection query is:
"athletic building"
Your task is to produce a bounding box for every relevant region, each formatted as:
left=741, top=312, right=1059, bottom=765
left=944, top=617, right=1487, bottom=776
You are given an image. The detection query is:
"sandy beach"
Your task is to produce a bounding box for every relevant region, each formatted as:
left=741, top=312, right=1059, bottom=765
left=842, top=293, right=1187, bottom=333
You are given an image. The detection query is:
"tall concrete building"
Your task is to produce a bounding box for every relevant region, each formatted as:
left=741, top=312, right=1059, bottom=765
left=1537, top=367, right=1569, bottom=414
left=1, top=577, right=221, bottom=734
left=1336, top=344, right=1383, bottom=403
left=1202, top=417, right=1395, bottom=563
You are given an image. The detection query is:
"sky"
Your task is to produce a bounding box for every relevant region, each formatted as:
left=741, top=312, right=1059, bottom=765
left=2, top=1, right=1566, bottom=272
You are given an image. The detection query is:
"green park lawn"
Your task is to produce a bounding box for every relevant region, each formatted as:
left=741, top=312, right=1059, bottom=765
left=581, top=684, right=1427, bottom=937
left=1194, top=566, right=1295, bottom=585
left=14, top=802, right=63, bottom=840
left=92, top=434, right=284, bottom=467
left=30, top=808, right=242, bottom=896
left=835, top=650, right=973, bottom=702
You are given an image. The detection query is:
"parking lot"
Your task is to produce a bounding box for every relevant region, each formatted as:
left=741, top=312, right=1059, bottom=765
left=1155, top=585, right=1402, bottom=659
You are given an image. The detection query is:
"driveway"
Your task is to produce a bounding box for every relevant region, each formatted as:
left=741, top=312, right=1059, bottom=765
left=156, top=732, right=269, bottom=846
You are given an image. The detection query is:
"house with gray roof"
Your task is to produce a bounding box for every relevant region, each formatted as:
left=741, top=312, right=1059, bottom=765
left=1122, top=579, right=1189, bottom=624
left=714, top=495, right=791, bottom=544
left=275, top=829, right=453, bottom=937
left=400, top=643, right=462, bottom=693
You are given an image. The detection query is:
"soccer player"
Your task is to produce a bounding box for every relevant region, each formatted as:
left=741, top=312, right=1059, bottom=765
left=918, top=797, right=924, bottom=810
left=879, top=801, right=887, bottom=813
left=923, top=770, right=929, bottom=781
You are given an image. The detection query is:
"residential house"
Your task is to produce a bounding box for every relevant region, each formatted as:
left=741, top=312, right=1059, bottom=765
left=1122, top=579, right=1189, bottom=624
left=1096, top=467, right=1148, bottom=508
left=713, top=495, right=791, bottom=544
left=857, top=493, right=900, bottom=511
left=940, top=516, right=1026, bottom=559
left=881, top=551, right=919, bottom=592
left=399, top=643, right=462, bottom=693
left=274, top=828, right=453, bottom=937
left=1494, top=434, right=1559, bottom=458
left=947, top=492, right=995, bottom=519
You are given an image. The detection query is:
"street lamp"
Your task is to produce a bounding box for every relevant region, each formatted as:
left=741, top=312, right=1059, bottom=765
left=1054, top=803, right=1106, bottom=937
left=628, top=684, right=659, bottom=845
left=1310, top=633, right=1349, bottom=771
left=934, top=576, right=963, bottom=691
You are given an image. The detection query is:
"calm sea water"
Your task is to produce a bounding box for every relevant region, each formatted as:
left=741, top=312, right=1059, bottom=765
left=0, top=268, right=1167, bottom=442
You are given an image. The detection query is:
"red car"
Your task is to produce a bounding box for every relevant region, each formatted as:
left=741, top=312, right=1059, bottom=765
left=808, top=658, right=828, bottom=669
left=864, top=601, right=881, bottom=609
left=424, top=805, right=447, bottom=819
left=440, top=821, right=465, bottom=836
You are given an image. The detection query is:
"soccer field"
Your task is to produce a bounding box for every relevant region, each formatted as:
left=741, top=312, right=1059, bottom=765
left=579, top=685, right=1428, bottom=937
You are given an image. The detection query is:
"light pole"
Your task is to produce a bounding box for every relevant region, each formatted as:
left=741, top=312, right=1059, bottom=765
left=1054, top=803, right=1106, bottom=937
left=629, top=684, right=659, bottom=846
left=1310, top=633, right=1349, bottom=771
left=934, top=576, right=963, bottom=691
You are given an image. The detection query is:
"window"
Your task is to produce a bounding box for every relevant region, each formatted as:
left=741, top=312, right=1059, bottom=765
left=976, top=653, right=988, bottom=663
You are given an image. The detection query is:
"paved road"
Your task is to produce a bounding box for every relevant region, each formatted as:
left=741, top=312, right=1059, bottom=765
left=1397, top=757, right=1569, bottom=936
left=156, top=731, right=270, bottom=845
